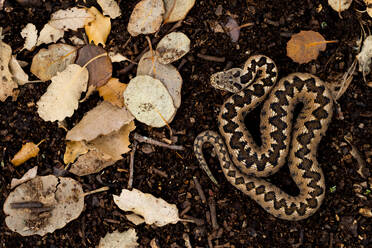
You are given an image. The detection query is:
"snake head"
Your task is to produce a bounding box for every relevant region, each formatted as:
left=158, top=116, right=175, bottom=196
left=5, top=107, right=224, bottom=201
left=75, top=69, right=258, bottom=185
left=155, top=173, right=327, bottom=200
left=210, top=68, right=248, bottom=93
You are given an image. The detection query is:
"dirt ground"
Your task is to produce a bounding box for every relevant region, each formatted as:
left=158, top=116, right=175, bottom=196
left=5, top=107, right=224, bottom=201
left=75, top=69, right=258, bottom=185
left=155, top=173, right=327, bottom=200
left=0, top=0, right=371, bottom=247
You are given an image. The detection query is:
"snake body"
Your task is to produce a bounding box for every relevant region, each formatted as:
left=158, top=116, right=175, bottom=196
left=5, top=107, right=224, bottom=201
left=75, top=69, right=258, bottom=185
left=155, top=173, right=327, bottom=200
left=194, top=55, right=334, bottom=220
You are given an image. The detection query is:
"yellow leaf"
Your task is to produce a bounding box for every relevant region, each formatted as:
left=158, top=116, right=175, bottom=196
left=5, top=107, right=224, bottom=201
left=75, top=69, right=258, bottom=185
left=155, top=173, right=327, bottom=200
left=98, top=78, right=127, bottom=108
left=11, top=141, right=43, bottom=166
left=64, top=141, right=89, bottom=164
left=85, top=7, right=111, bottom=47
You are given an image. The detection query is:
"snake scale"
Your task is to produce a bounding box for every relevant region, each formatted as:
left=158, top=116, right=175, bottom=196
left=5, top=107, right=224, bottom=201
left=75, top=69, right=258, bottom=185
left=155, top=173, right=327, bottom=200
left=194, top=55, right=334, bottom=221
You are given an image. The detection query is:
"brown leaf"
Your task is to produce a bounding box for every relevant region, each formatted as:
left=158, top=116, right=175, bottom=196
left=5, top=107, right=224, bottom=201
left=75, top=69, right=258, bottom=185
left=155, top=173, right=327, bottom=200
left=97, top=78, right=127, bottom=108
left=11, top=141, right=42, bottom=166
left=75, top=44, right=112, bottom=87
left=286, top=30, right=331, bottom=64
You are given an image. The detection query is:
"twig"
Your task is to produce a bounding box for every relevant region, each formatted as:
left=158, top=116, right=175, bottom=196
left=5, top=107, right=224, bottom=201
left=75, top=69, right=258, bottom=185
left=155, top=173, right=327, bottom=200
left=128, top=140, right=138, bottom=189
left=180, top=204, right=192, bottom=217
left=193, top=176, right=207, bottom=204
left=209, top=197, right=219, bottom=230
left=183, top=233, right=192, bottom=248
left=197, top=53, right=226, bottom=62
left=83, top=186, right=110, bottom=197
left=150, top=167, right=168, bottom=178
left=10, top=201, right=43, bottom=209
left=133, top=133, right=184, bottom=150
left=183, top=215, right=205, bottom=226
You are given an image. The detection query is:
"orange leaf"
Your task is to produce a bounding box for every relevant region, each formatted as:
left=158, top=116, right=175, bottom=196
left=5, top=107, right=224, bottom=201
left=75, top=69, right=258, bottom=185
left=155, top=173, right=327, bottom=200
left=11, top=141, right=44, bottom=166
left=286, top=30, right=336, bottom=64
left=98, top=78, right=127, bottom=108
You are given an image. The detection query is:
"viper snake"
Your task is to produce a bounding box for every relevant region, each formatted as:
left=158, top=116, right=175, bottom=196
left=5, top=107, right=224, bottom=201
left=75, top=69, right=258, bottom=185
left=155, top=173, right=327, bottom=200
left=194, top=55, right=334, bottom=221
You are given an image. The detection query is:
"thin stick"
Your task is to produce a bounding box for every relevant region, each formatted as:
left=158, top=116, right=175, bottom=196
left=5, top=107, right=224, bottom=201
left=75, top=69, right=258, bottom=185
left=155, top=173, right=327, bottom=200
left=83, top=186, right=110, bottom=197
left=209, top=197, right=219, bottom=230
left=133, top=133, right=184, bottom=150
left=197, top=53, right=226, bottom=62
left=193, top=176, right=207, bottom=204
left=128, top=140, right=138, bottom=189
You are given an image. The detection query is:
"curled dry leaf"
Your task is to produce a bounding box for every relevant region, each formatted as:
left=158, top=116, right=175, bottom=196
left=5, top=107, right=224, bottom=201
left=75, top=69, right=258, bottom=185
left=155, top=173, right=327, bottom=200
left=286, top=30, right=328, bottom=64
left=98, top=78, right=127, bottom=108
left=66, top=101, right=134, bottom=141
left=3, top=175, right=84, bottom=236
left=0, top=41, right=18, bottom=101
left=85, top=7, right=111, bottom=47
left=30, top=43, right=77, bottom=82
left=156, top=32, right=190, bottom=64
left=97, top=0, right=121, bottom=19
left=36, top=23, right=65, bottom=46
left=113, top=188, right=180, bottom=227
left=21, top=23, right=37, bottom=51
left=11, top=141, right=41, bottom=166
left=109, top=52, right=130, bottom=63
left=64, top=141, right=89, bottom=164
left=49, top=7, right=95, bottom=31
left=98, top=229, right=138, bottom=248
left=123, top=75, right=176, bottom=128
left=10, top=166, right=38, bottom=189
left=37, top=64, right=89, bottom=122
left=328, top=0, right=352, bottom=13
left=356, top=35, right=372, bottom=80
left=76, top=44, right=112, bottom=87
left=127, top=0, right=165, bottom=36
left=9, top=56, right=29, bottom=85
left=163, top=0, right=195, bottom=23
left=137, top=51, right=182, bottom=108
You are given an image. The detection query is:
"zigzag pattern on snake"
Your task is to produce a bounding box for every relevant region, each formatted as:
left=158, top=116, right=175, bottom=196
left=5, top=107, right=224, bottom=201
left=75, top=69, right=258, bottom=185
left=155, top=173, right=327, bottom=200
left=194, top=55, right=334, bottom=220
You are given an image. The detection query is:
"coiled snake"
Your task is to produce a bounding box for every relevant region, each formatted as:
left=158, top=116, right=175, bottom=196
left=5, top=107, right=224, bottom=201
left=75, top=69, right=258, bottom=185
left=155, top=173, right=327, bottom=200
left=194, top=55, right=334, bottom=221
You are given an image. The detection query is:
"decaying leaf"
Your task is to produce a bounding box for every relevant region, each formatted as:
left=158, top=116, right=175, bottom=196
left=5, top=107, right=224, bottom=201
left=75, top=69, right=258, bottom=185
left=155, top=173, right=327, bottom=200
left=98, top=78, right=127, bottom=108
left=225, top=16, right=240, bottom=42
left=98, top=229, right=138, bottom=248
left=36, top=23, right=65, bottom=46
left=10, top=166, right=38, bottom=189
left=156, top=32, right=190, bottom=64
left=137, top=52, right=182, bottom=108
left=356, top=35, right=372, bottom=80
left=10, top=141, right=42, bottom=166
left=30, top=43, right=77, bottom=82
left=113, top=188, right=180, bottom=227
left=49, top=7, right=95, bottom=31
left=37, top=64, right=89, bottom=122
left=21, top=23, right=37, bottom=51
left=328, top=0, right=352, bottom=13
left=66, top=101, right=134, bottom=141
left=286, top=30, right=329, bottom=64
left=123, top=75, right=176, bottom=128
left=163, top=0, right=195, bottom=23
left=0, top=40, right=18, bottom=101
left=63, top=141, right=89, bottom=164
left=85, top=7, right=111, bottom=47
left=9, top=56, right=29, bottom=85
left=3, top=175, right=84, bottom=236
left=127, top=0, right=165, bottom=36
left=97, top=0, right=122, bottom=19
left=109, top=52, right=130, bottom=63
left=76, top=44, right=112, bottom=87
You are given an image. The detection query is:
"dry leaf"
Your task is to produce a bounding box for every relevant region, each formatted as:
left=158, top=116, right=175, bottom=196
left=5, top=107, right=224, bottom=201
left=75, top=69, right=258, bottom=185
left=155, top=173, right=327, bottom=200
left=126, top=214, right=145, bottom=225
left=11, top=142, right=41, bottom=166
left=98, top=229, right=138, bottom=248
left=36, top=23, right=65, bottom=46
left=97, top=0, right=122, bottom=19
left=328, top=0, right=352, bottom=13
left=69, top=36, right=85, bottom=46
left=76, top=44, right=112, bottom=87
left=163, top=0, right=195, bottom=23
left=30, top=43, right=77, bottom=82
left=66, top=101, right=134, bottom=141
left=3, top=175, right=84, bottom=236
left=286, top=30, right=327, bottom=64
left=109, top=52, right=130, bottom=63
left=90, top=121, right=136, bottom=161
left=356, top=35, right=372, bottom=79
left=49, top=7, right=95, bottom=31
left=21, top=23, right=37, bottom=51
left=63, top=141, right=89, bottom=164
left=98, top=78, right=127, bottom=108
left=9, top=56, right=29, bottom=85
left=37, top=64, right=89, bottom=122
left=366, top=0, right=372, bottom=17
left=156, top=32, right=190, bottom=64
left=10, top=166, right=38, bottom=189
left=0, top=41, right=18, bottom=101
left=123, top=75, right=176, bottom=128
left=137, top=52, right=182, bottom=108
left=70, top=148, right=115, bottom=176
left=85, top=7, right=111, bottom=47
left=113, top=188, right=180, bottom=227
left=359, top=208, right=372, bottom=218
left=225, top=17, right=240, bottom=42
left=127, top=0, right=165, bottom=36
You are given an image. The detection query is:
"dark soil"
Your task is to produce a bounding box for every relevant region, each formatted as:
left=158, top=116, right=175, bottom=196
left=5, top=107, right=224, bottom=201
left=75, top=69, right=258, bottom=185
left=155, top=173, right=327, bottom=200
left=1, top=0, right=371, bottom=247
